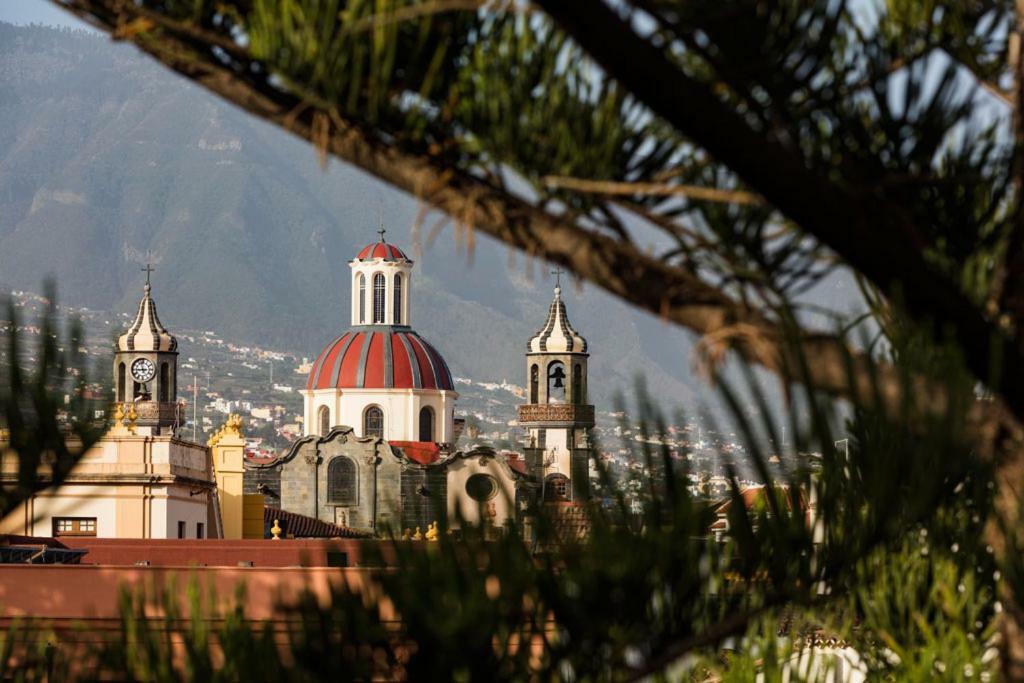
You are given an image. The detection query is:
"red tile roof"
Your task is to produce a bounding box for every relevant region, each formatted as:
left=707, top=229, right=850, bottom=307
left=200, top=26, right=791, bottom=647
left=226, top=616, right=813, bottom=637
left=306, top=330, right=454, bottom=391
left=389, top=441, right=444, bottom=464
left=356, top=241, right=409, bottom=261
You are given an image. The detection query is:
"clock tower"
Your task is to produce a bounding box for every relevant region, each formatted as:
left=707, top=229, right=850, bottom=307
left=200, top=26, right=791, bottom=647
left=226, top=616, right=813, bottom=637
left=113, top=268, right=181, bottom=435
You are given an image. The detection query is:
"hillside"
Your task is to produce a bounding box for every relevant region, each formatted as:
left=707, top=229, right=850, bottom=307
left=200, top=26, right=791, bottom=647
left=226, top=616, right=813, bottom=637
left=0, top=23, right=704, bottom=408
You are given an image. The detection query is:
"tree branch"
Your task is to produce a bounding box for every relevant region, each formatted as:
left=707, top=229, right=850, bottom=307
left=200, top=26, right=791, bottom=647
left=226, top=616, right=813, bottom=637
left=48, top=0, right=972, bottom=423
left=535, top=0, right=1024, bottom=420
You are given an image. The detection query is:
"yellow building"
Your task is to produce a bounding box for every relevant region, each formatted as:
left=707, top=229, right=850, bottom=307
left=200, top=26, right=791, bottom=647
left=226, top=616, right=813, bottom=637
left=1, top=277, right=228, bottom=540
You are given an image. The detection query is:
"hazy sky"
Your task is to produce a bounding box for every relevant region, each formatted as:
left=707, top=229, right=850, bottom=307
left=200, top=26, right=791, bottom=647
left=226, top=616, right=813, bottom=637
left=0, top=1, right=91, bottom=29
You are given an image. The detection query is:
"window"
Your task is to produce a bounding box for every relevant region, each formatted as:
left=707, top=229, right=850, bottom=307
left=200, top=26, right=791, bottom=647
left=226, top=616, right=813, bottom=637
left=394, top=273, right=403, bottom=325
left=53, top=517, right=96, bottom=537
left=545, top=473, right=570, bottom=502
left=419, top=406, right=434, bottom=442
left=117, top=363, right=126, bottom=402
left=373, top=273, right=385, bottom=323
left=328, top=456, right=357, bottom=505
left=196, top=522, right=204, bottom=539
left=318, top=405, right=330, bottom=435
left=364, top=406, right=384, bottom=438
left=572, top=364, right=583, bottom=404
left=547, top=361, right=566, bottom=404
left=466, top=474, right=498, bottom=502
left=159, top=363, right=169, bottom=402
left=177, top=521, right=186, bottom=539
left=357, top=273, right=366, bottom=323
left=530, top=364, right=539, bottom=404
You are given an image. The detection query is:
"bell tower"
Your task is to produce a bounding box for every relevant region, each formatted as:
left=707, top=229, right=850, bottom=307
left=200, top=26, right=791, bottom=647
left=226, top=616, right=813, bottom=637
left=113, top=266, right=180, bottom=435
left=518, top=279, right=594, bottom=502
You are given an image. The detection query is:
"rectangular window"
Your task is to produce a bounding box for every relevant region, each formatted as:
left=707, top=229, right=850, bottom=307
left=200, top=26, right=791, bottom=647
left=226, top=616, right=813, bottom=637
left=177, top=521, right=186, bottom=539
left=196, top=522, right=204, bottom=539
left=52, top=517, right=97, bottom=537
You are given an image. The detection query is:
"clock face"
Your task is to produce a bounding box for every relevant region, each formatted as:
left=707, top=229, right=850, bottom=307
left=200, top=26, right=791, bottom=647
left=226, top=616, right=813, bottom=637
left=130, top=358, right=156, bottom=383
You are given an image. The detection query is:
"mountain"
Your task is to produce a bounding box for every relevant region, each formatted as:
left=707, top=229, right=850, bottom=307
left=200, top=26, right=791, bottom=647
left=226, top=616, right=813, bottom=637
left=0, top=22, right=718, bottom=409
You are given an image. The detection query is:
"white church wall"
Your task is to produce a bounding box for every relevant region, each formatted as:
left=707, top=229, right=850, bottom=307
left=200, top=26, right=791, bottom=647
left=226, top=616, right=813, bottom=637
left=445, top=456, right=517, bottom=530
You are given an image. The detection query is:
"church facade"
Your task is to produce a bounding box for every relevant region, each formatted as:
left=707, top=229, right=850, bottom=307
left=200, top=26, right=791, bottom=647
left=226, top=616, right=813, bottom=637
left=255, top=235, right=596, bottom=536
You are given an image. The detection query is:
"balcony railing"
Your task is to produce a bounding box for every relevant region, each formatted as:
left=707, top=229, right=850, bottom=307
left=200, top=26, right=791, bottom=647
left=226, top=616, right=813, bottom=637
left=517, top=403, right=595, bottom=426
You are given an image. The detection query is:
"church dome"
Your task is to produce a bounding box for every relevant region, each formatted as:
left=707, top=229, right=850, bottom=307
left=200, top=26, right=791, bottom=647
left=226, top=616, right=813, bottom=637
left=117, top=283, right=177, bottom=353
left=527, top=286, right=587, bottom=354
left=355, top=240, right=410, bottom=262
left=307, top=329, right=454, bottom=391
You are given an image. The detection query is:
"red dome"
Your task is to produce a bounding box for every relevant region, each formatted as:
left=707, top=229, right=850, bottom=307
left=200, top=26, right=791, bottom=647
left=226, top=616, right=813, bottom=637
left=307, top=329, right=454, bottom=391
left=355, top=241, right=409, bottom=261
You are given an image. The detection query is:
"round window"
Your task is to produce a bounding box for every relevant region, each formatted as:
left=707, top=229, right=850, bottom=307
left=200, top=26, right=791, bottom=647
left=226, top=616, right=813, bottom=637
left=465, top=473, right=498, bottom=502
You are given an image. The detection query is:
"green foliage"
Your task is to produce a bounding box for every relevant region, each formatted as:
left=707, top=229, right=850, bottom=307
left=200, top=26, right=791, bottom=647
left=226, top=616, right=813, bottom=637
left=0, top=282, right=107, bottom=519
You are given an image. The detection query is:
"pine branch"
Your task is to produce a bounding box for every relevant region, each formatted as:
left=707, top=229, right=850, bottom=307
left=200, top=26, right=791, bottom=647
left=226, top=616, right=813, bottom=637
left=542, top=175, right=765, bottom=205
left=534, top=0, right=1024, bottom=423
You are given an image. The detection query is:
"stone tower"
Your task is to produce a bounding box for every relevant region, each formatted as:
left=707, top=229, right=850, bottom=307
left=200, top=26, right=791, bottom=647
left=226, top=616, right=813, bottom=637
left=113, top=272, right=180, bottom=435
left=518, top=284, right=594, bottom=502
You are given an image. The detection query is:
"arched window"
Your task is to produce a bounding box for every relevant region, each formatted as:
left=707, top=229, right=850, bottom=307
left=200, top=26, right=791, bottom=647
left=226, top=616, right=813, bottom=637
left=318, top=405, right=330, bottom=435
left=117, top=363, right=126, bottom=402
left=159, top=363, right=169, bottom=402
left=373, top=273, right=386, bottom=323
left=394, top=273, right=403, bottom=325
left=419, top=406, right=434, bottom=442
left=364, top=405, right=384, bottom=438
left=572, top=364, right=582, bottom=405
left=327, top=456, right=357, bottom=504
left=357, top=273, right=366, bottom=323
left=547, top=361, right=566, bottom=404
left=545, top=473, right=570, bottom=502
left=530, top=364, right=539, bottom=404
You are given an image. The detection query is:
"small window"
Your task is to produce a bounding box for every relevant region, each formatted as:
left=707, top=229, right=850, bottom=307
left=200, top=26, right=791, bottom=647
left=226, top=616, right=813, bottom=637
left=196, top=522, right=205, bottom=539
left=394, top=273, right=403, bottom=325
left=364, top=406, right=384, bottom=438
left=318, top=405, right=331, bottom=435
left=52, top=517, right=96, bottom=537
left=117, top=363, right=126, bottom=402
left=572, top=364, right=583, bottom=404
left=530, top=364, right=539, bottom=404
left=159, top=363, right=169, bottom=402
left=419, top=406, right=434, bottom=442
left=177, top=521, right=186, bottom=539
left=328, top=456, right=357, bottom=505
left=358, top=273, right=366, bottom=323
left=373, top=273, right=386, bottom=323
left=545, top=473, right=570, bottom=502
left=466, top=474, right=498, bottom=502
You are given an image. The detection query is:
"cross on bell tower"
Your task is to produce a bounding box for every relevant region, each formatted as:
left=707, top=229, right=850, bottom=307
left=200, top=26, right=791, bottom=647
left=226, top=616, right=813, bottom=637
left=551, top=266, right=564, bottom=289
left=142, top=264, right=154, bottom=286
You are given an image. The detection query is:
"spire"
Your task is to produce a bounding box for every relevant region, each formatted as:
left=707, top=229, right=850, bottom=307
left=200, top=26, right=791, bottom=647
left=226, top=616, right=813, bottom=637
left=527, top=285, right=588, bottom=354
left=116, top=277, right=178, bottom=353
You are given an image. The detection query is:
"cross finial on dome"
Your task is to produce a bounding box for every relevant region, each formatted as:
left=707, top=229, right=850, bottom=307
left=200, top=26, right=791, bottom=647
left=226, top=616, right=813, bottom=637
left=142, top=264, right=154, bottom=289
left=377, top=225, right=386, bottom=242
